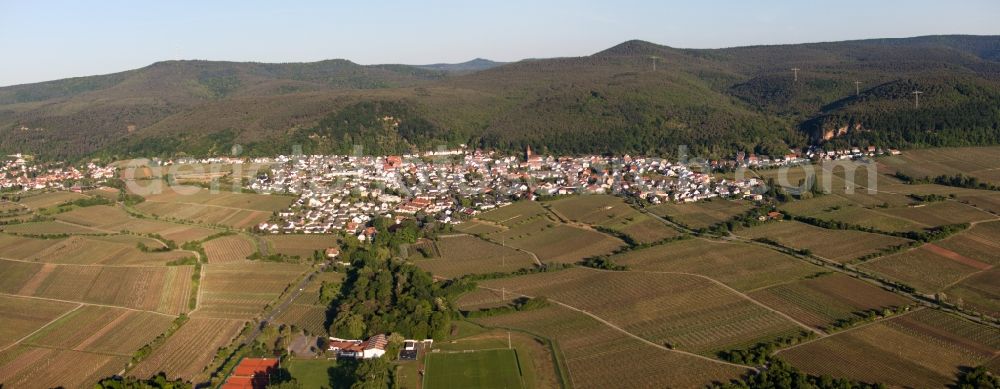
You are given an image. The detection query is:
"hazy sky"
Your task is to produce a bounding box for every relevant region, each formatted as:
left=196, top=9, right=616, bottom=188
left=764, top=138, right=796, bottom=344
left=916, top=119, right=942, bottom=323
left=2, top=0, right=999, bottom=86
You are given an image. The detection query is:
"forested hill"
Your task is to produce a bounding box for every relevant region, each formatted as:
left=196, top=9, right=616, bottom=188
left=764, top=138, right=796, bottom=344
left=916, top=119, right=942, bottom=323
left=2, top=35, right=999, bottom=160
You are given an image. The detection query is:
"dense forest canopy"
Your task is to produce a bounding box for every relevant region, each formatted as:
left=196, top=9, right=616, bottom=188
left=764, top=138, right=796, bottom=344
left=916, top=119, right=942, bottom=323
left=3, top=35, right=1000, bottom=160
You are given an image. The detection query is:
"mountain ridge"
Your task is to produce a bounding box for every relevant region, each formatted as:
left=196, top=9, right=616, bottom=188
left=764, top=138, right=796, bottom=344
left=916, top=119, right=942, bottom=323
left=2, top=35, right=999, bottom=160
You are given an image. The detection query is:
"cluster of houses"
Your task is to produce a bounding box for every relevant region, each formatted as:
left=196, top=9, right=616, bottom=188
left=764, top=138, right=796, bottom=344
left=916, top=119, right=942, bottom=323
left=0, top=154, right=115, bottom=191
left=247, top=147, right=782, bottom=235
left=721, top=145, right=899, bottom=169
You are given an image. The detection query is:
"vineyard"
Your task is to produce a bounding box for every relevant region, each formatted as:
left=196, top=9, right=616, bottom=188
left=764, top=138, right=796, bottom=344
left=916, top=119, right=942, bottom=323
left=16, top=191, right=88, bottom=210
left=275, top=271, right=342, bottom=335
left=0, top=346, right=128, bottom=389
left=778, top=308, right=999, bottom=387
left=736, top=221, right=911, bottom=263
left=129, top=317, right=244, bottom=381
left=193, top=262, right=308, bottom=319
left=0, top=295, right=78, bottom=350
left=23, top=306, right=174, bottom=355
left=25, top=235, right=190, bottom=265
left=475, top=268, right=805, bottom=355
left=546, top=194, right=636, bottom=225
left=882, top=201, right=996, bottom=227
left=501, top=225, right=623, bottom=264
left=748, top=273, right=910, bottom=330
left=648, top=199, right=751, bottom=229
left=203, top=235, right=256, bottom=263
left=860, top=246, right=982, bottom=292
left=474, top=305, right=748, bottom=388
left=477, top=201, right=549, bottom=226
left=613, top=239, right=818, bottom=291
left=263, top=234, right=337, bottom=259
left=135, top=190, right=293, bottom=228
left=413, top=235, right=535, bottom=278
left=0, top=260, right=193, bottom=315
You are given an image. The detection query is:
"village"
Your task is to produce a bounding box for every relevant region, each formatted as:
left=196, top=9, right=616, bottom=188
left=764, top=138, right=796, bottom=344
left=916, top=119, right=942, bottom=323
left=0, top=154, right=115, bottom=192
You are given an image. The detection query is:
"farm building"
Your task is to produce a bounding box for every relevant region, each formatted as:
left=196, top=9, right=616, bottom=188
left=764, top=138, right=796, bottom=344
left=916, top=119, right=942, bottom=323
left=328, top=334, right=388, bottom=359
left=221, top=358, right=279, bottom=389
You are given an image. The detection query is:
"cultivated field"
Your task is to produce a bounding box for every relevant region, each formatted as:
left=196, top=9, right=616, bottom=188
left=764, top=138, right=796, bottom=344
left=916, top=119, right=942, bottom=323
left=474, top=305, right=748, bottom=388
left=1, top=221, right=103, bottom=235
left=16, top=191, right=88, bottom=210
left=425, top=349, right=524, bottom=389
left=0, top=259, right=193, bottom=315
left=546, top=195, right=635, bottom=225
left=879, top=146, right=1000, bottom=186
left=0, top=345, right=129, bottom=389
left=53, top=205, right=217, bottom=243
left=275, top=271, right=343, bottom=335
left=779, top=195, right=925, bottom=233
left=944, top=268, right=999, bottom=318
left=499, top=225, right=623, bottom=264
left=453, top=220, right=504, bottom=235
left=613, top=239, right=818, bottom=291
left=881, top=201, right=996, bottom=227
left=736, top=221, right=911, bottom=263
left=23, top=305, right=174, bottom=355
left=778, top=308, right=1000, bottom=387
left=748, top=273, right=911, bottom=330
left=263, top=234, right=336, bottom=259
left=0, top=295, right=78, bottom=350
left=203, top=235, right=256, bottom=263
left=475, top=268, right=805, bottom=355
left=477, top=201, right=549, bottom=227
left=23, top=235, right=191, bottom=265
left=129, top=317, right=244, bottom=381
left=413, top=235, right=536, bottom=278
left=194, top=262, right=308, bottom=320
left=648, top=199, right=751, bottom=229
left=135, top=190, right=293, bottom=229
left=859, top=246, right=983, bottom=293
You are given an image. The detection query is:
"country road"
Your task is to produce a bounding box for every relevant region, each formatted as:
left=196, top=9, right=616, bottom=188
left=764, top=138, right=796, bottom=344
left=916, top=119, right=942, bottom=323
left=240, top=260, right=331, bottom=347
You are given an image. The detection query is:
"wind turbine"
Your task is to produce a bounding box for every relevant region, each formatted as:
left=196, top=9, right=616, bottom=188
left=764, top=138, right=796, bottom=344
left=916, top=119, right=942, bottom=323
left=791, top=68, right=800, bottom=82
left=650, top=56, right=661, bottom=72
left=854, top=81, right=861, bottom=96
left=912, top=91, right=923, bottom=109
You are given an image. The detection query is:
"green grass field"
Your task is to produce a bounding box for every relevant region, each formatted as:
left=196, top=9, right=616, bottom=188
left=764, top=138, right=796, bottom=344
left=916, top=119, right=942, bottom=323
left=287, top=358, right=351, bottom=389
left=425, top=349, right=524, bottom=389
